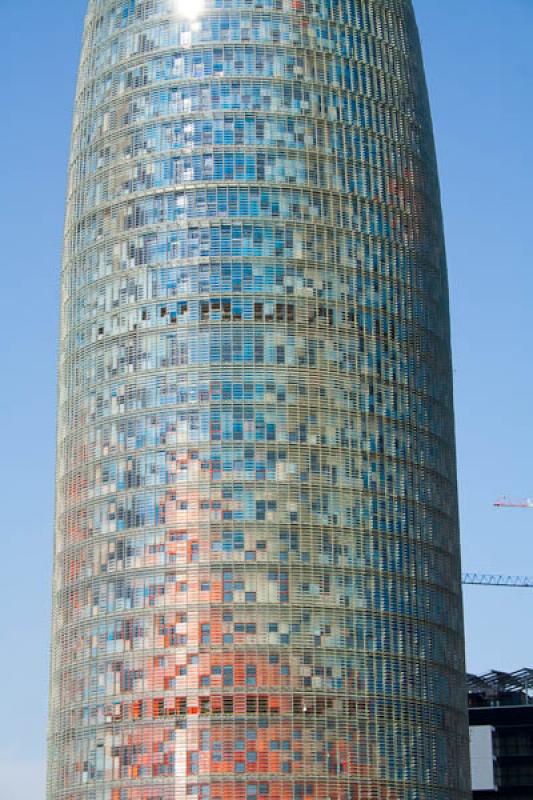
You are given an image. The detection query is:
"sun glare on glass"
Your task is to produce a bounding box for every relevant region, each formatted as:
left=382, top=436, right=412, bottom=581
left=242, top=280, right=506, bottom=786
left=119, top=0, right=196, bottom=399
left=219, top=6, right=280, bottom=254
left=172, top=0, right=205, bottom=19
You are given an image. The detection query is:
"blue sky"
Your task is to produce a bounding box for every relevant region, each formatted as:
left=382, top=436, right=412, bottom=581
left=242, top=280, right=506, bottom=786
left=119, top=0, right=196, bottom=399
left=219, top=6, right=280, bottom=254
left=0, top=0, right=532, bottom=796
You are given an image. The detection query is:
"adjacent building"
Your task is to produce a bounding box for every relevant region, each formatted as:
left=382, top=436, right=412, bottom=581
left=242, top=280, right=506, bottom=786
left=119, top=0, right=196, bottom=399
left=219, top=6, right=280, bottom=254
left=48, top=1, right=470, bottom=798
left=469, top=670, right=533, bottom=799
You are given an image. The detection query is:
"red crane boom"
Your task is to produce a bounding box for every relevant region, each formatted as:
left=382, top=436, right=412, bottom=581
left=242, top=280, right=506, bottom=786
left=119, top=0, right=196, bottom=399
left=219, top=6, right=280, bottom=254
left=494, top=497, right=533, bottom=509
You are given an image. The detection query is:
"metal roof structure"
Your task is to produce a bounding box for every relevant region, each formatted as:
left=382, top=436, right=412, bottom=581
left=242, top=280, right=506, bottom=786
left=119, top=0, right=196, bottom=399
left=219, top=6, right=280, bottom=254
left=468, top=669, right=533, bottom=704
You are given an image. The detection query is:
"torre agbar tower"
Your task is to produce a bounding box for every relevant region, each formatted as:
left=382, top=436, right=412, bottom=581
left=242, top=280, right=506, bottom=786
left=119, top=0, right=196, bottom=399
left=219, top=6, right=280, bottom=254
left=48, top=0, right=470, bottom=798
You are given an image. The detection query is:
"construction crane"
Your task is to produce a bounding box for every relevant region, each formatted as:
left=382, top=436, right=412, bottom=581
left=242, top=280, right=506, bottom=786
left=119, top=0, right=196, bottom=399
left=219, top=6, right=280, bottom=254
left=461, top=501, right=533, bottom=586
left=494, top=497, right=533, bottom=508
left=461, top=499, right=533, bottom=584
left=462, top=573, right=533, bottom=588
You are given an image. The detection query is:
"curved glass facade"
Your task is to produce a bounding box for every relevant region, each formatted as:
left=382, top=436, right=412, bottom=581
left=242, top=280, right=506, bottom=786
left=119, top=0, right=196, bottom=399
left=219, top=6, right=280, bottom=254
left=48, top=1, right=469, bottom=798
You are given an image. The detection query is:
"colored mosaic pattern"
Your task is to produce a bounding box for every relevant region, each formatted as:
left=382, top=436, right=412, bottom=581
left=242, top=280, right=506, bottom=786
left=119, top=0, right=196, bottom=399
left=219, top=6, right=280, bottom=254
left=48, top=1, right=470, bottom=798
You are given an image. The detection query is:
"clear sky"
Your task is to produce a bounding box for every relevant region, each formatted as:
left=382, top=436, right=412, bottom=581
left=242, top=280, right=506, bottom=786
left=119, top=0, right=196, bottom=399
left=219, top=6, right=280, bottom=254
left=0, top=0, right=532, bottom=796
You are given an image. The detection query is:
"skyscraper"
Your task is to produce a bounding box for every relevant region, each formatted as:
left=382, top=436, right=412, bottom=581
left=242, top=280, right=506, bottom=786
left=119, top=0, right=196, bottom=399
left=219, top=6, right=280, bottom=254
left=48, top=0, right=470, bottom=798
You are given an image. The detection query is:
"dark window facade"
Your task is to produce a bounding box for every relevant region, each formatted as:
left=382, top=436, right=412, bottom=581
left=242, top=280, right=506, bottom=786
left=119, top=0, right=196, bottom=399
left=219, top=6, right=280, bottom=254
left=470, top=670, right=533, bottom=799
